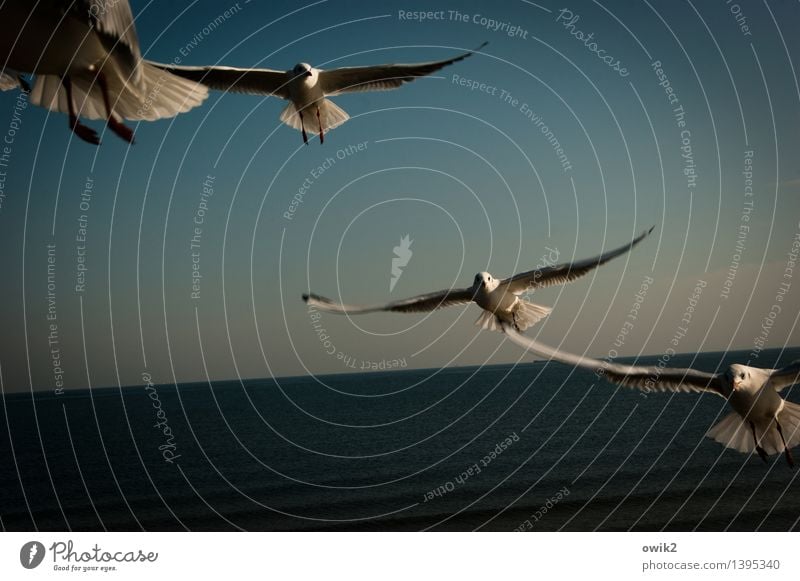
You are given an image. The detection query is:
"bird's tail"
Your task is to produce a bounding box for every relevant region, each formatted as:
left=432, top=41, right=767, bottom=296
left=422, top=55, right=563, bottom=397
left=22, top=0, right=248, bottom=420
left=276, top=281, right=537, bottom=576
left=706, top=413, right=754, bottom=454
left=511, top=300, right=552, bottom=331
left=280, top=98, right=350, bottom=134
left=30, top=62, right=208, bottom=121
left=474, top=301, right=552, bottom=333
left=707, top=401, right=800, bottom=455
left=474, top=310, right=503, bottom=332
left=118, top=61, right=209, bottom=120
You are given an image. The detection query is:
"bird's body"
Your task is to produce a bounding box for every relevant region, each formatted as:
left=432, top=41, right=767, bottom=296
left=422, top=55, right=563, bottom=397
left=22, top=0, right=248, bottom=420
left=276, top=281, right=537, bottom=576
left=0, top=0, right=208, bottom=144
left=153, top=43, right=488, bottom=144
left=303, top=228, right=653, bottom=333
left=471, top=271, right=553, bottom=332
left=502, top=329, right=800, bottom=466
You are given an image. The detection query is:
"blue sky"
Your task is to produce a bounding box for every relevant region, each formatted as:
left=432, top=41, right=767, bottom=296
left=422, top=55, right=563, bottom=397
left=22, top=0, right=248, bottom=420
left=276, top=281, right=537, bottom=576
left=1, top=0, right=799, bottom=392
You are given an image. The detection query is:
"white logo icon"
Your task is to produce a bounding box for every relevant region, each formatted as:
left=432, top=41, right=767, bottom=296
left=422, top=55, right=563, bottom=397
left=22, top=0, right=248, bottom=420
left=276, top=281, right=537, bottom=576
left=390, top=235, right=413, bottom=292
left=20, top=541, right=45, bottom=569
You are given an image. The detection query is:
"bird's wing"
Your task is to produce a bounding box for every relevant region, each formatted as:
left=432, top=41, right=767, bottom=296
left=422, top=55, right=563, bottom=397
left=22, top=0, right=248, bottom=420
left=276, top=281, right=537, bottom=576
left=303, top=287, right=475, bottom=315
left=0, top=70, right=21, bottom=91
left=500, top=227, right=654, bottom=295
left=148, top=63, right=291, bottom=97
left=76, top=0, right=141, bottom=81
left=768, top=360, right=800, bottom=392
left=502, top=324, right=727, bottom=397
left=319, top=42, right=487, bottom=96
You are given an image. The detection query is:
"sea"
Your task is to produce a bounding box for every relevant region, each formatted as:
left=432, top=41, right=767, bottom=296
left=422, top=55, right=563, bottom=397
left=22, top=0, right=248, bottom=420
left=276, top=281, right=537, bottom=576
left=2, top=348, right=799, bottom=531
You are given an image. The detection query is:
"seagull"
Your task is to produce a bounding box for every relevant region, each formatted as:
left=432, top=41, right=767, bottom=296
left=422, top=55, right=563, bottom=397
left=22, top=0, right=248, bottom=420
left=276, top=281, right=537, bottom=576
left=501, top=326, right=800, bottom=467
left=303, top=228, right=653, bottom=333
left=0, top=1, right=208, bottom=144
left=151, top=42, right=488, bottom=144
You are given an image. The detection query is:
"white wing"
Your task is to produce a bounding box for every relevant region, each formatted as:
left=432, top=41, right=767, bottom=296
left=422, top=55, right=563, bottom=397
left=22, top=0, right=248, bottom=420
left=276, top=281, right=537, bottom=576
left=76, top=0, right=141, bottom=82
left=500, top=227, right=653, bottom=295
left=768, top=360, right=800, bottom=392
left=502, top=325, right=726, bottom=397
left=303, top=287, right=475, bottom=315
left=320, top=42, right=487, bottom=96
left=149, top=63, right=291, bottom=98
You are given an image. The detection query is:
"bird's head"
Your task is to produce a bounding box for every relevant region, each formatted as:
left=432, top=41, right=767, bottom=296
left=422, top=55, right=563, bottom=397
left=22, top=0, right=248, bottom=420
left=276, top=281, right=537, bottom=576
left=292, top=63, right=315, bottom=80
left=473, top=271, right=499, bottom=292
left=726, top=364, right=750, bottom=392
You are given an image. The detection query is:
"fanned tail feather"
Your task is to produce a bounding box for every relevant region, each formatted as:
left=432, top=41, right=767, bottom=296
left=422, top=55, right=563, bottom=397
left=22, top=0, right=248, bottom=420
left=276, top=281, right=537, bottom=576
left=707, top=413, right=752, bottom=453
left=707, top=401, right=800, bottom=456
left=474, top=301, right=552, bottom=333
left=30, top=62, right=208, bottom=122
left=474, top=310, right=502, bottom=332
left=115, top=62, right=208, bottom=120
left=280, top=98, right=350, bottom=134
left=512, top=301, right=552, bottom=331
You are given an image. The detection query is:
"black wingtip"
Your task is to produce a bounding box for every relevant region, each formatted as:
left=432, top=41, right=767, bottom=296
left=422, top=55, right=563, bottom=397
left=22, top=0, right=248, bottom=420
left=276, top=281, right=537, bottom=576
left=302, top=293, right=310, bottom=303
left=475, top=41, right=489, bottom=51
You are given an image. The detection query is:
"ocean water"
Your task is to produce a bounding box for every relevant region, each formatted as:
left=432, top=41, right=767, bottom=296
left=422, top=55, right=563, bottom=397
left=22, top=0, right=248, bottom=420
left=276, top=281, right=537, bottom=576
left=2, top=348, right=800, bottom=531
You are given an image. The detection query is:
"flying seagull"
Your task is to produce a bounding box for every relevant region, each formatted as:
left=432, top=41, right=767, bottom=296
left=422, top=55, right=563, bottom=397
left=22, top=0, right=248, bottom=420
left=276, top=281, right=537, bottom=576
left=502, top=326, right=800, bottom=467
left=0, top=0, right=208, bottom=144
left=303, top=228, right=653, bottom=333
left=152, top=42, right=488, bottom=144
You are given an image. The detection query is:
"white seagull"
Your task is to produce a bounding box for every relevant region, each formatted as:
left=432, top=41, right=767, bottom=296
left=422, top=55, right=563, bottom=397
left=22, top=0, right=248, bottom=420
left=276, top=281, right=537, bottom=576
left=502, top=326, right=800, bottom=467
left=152, top=42, right=488, bottom=144
left=0, top=0, right=208, bottom=144
left=304, top=228, right=653, bottom=333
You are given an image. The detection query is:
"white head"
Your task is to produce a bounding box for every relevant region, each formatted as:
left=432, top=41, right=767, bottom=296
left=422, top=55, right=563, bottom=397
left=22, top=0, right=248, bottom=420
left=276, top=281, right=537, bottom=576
left=473, top=271, right=499, bottom=292
left=291, top=63, right=316, bottom=82
left=726, top=364, right=751, bottom=392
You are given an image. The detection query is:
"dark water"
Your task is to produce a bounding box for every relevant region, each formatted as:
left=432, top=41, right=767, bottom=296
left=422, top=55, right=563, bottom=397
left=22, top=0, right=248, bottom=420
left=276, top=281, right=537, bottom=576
left=2, top=348, right=800, bottom=531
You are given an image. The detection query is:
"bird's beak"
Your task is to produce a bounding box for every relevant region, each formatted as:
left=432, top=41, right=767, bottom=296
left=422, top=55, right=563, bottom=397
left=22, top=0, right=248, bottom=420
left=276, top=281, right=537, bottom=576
left=304, top=70, right=312, bottom=77
left=732, top=380, right=741, bottom=391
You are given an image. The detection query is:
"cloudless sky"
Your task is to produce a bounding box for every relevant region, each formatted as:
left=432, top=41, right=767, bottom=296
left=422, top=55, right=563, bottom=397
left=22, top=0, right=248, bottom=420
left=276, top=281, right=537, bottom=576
left=1, top=0, right=799, bottom=392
